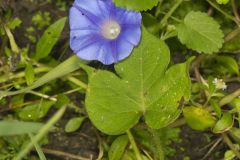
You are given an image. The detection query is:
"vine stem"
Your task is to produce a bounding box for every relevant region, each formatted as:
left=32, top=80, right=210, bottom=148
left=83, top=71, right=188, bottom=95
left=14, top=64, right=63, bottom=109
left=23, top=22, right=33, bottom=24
left=159, top=0, right=183, bottom=28
left=126, top=130, right=143, bottom=160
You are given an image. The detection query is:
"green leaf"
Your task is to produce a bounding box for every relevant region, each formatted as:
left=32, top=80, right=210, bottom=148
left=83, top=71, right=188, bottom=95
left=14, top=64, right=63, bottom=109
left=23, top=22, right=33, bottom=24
left=0, top=121, right=43, bottom=136
left=142, top=13, right=159, bottom=34
left=108, top=135, right=129, bottom=160
left=65, top=117, right=85, bottom=133
left=224, top=150, right=236, bottom=160
left=215, top=56, right=239, bottom=75
left=35, top=17, right=66, bottom=60
left=177, top=11, right=224, bottom=54
left=55, top=94, right=70, bottom=109
left=112, top=0, right=158, bottom=11
left=229, top=128, right=240, bottom=143
left=85, top=27, right=191, bottom=135
left=223, top=34, right=240, bottom=52
left=216, top=0, right=230, bottom=5
left=7, top=18, right=22, bottom=29
left=213, top=113, right=233, bottom=133
left=183, top=106, right=216, bottom=131
left=230, top=98, right=240, bottom=110
left=17, top=100, right=55, bottom=121
left=203, top=55, right=239, bottom=75
left=25, top=64, right=35, bottom=86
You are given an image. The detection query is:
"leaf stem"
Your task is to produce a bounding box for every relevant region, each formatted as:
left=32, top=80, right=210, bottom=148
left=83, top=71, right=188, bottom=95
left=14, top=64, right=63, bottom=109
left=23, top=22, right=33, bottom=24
left=126, top=130, right=143, bottom=160
left=159, top=0, right=183, bottom=28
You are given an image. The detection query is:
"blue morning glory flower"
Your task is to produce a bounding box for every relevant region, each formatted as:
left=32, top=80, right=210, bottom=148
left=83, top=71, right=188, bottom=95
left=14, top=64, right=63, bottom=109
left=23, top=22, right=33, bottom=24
left=69, top=0, right=142, bottom=65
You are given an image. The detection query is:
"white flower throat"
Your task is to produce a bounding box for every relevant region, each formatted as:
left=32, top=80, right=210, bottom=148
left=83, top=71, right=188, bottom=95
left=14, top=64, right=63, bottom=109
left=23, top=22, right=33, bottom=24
left=101, top=21, right=121, bottom=40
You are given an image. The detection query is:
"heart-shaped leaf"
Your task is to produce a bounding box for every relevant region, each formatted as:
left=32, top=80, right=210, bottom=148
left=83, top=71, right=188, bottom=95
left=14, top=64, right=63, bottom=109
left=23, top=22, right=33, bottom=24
left=85, top=27, right=191, bottom=135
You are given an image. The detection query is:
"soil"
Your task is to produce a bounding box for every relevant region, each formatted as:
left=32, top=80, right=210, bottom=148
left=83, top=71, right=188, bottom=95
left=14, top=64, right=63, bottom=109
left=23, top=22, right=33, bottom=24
left=2, top=0, right=236, bottom=160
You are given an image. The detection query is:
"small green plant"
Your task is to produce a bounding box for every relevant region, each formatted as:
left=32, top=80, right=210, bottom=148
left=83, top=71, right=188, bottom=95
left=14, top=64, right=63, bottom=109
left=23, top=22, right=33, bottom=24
left=0, top=0, right=240, bottom=160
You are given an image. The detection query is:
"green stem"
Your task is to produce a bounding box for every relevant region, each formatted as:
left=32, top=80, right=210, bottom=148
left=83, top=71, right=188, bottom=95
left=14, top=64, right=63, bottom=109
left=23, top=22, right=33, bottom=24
left=0, top=66, right=87, bottom=90
left=67, top=76, right=88, bottom=89
left=28, top=90, right=57, bottom=102
left=159, top=11, right=182, bottom=23
left=206, top=0, right=237, bottom=24
left=224, top=27, right=240, bottom=43
left=28, top=133, right=47, bottom=160
left=231, top=0, right=240, bottom=22
left=14, top=106, right=67, bottom=160
left=159, top=0, right=183, bottom=29
left=222, top=133, right=240, bottom=159
left=155, top=0, right=165, bottom=17
left=126, top=130, right=143, bottom=160
left=0, top=66, right=51, bottom=83
left=0, top=56, right=89, bottom=100
left=219, top=88, right=240, bottom=106
left=161, top=31, right=178, bottom=41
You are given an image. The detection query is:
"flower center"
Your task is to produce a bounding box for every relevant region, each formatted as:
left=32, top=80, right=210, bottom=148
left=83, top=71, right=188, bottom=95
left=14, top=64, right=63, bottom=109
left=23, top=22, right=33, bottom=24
left=101, top=21, right=121, bottom=40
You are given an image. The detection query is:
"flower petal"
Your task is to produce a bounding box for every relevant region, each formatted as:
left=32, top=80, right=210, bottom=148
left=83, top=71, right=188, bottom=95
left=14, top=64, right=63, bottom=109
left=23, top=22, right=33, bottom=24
left=115, top=36, right=135, bottom=61
left=69, top=7, right=98, bottom=30
left=70, top=30, right=101, bottom=53
left=97, top=42, right=115, bottom=64
left=120, top=25, right=141, bottom=45
left=73, top=0, right=109, bottom=20
left=116, top=10, right=142, bottom=26
left=75, top=41, right=102, bottom=61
